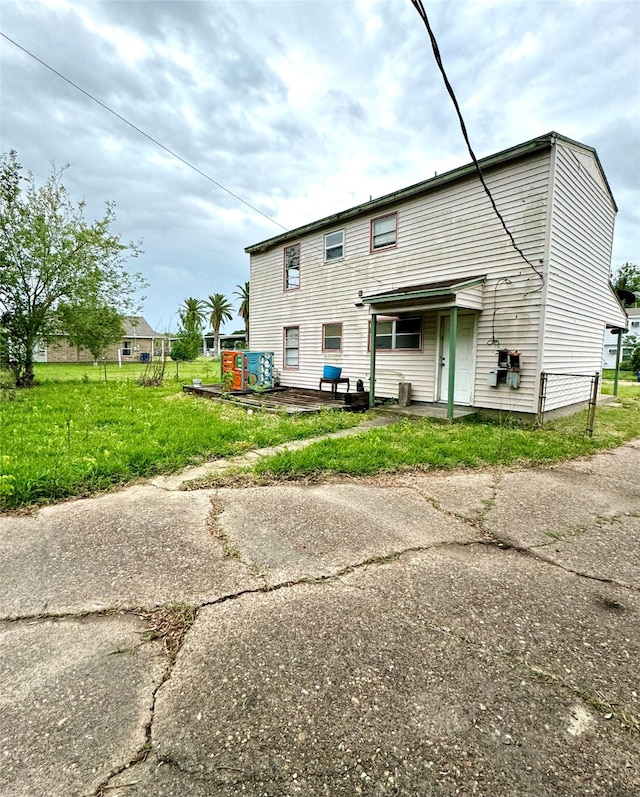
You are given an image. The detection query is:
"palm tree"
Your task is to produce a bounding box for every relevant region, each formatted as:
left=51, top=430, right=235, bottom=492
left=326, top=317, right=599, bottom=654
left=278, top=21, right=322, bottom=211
left=234, top=281, right=249, bottom=346
left=179, top=297, right=207, bottom=335
left=205, top=293, right=233, bottom=358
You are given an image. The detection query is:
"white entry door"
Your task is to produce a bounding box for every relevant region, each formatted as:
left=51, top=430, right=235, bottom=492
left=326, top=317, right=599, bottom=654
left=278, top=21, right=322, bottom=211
left=438, top=313, right=476, bottom=405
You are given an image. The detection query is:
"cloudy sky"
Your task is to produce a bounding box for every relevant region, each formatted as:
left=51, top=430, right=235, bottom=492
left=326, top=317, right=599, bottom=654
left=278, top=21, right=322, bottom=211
left=1, top=0, right=638, bottom=333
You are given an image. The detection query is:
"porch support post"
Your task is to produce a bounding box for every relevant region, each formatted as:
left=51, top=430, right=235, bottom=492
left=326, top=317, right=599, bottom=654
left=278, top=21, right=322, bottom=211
left=369, top=313, right=377, bottom=409
left=613, top=329, right=623, bottom=397
left=447, top=306, right=458, bottom=421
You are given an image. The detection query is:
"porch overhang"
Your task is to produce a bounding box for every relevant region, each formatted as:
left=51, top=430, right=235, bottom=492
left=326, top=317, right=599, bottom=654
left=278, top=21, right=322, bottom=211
left=364, top=276, right=485, bottom=419
left=362, top=276, right=486, bottom=313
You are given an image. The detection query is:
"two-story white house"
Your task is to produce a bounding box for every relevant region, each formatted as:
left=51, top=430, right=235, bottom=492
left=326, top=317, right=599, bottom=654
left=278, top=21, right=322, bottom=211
left=246, top=132, right=627, bottom=420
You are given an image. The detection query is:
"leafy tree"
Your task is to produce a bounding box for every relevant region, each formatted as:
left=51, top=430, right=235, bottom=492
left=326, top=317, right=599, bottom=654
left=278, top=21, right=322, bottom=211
left=170, top=333, right=201, bottom=363
left=58, top=301, right=125, bottom=362
left=611, top=262, right=640, bottom=306
left=205, top=292, right=233, bottom=358
left=623, top=333, right=640, bottom=372
left=234, top=281, right=249, bottom=346
left=0, top=150, right=143, bottom=386
left=179, top=297, right=207, bottom=337
left=170, top=330, right=201, bottom=378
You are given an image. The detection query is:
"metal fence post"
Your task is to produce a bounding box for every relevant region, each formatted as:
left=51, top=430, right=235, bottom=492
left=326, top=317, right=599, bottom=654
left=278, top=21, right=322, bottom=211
left=537, top=371, right=547, bottom=425
left=586, top=372, right=599, bottom=437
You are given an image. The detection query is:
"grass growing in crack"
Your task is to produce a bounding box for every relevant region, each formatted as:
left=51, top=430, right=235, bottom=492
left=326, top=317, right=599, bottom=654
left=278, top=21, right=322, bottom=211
left=515, top=656, right=640, bottom=734
left=137, top=603, right=198, bottom=663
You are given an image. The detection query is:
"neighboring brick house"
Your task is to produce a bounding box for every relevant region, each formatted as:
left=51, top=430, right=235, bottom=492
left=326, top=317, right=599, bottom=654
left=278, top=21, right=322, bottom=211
left=40, top=317, right=163, bottom=363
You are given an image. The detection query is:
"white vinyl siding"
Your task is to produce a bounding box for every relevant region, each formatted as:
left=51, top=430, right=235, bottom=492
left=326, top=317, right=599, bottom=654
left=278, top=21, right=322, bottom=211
left=541, top=142, right=626, bottom=409
left=248, top=142, right=618, bottom=416
left=250, top=152, right=551, bottom=408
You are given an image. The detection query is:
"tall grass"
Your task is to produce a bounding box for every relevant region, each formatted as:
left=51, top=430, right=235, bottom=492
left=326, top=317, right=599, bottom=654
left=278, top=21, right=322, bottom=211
left=247, top=386, right=640, bottom=480
left=0, top=366, right=364, bottom=509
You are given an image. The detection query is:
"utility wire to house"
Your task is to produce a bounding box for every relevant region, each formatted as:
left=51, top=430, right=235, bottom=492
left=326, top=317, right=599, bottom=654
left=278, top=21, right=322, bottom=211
left=408, top=0, right=545, bottom=294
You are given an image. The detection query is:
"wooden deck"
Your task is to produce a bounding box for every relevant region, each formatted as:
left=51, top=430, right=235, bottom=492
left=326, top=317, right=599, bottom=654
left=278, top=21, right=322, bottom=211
left=183, top=384, right=368, bottom=413
left=183, top=384, right=475, bottom=419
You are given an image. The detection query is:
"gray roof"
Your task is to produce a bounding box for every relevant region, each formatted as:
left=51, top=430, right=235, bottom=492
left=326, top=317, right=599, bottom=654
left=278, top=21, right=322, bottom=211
left=123, top=316, right=161, bottom=338
left=245, top=132, right=615, bottom=254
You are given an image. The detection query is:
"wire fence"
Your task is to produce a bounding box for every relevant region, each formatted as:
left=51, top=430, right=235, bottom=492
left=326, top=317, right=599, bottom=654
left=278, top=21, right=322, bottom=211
left=537, top=371, right=600, bottom=436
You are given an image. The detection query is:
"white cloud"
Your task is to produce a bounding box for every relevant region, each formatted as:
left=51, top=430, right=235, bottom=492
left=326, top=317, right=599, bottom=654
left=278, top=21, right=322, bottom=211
left=1, top=0, right=638, bottom=328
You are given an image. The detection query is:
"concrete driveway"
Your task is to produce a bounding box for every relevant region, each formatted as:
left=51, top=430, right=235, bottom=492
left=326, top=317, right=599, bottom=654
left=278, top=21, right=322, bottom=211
left=1, top=441, right=639, bottom=796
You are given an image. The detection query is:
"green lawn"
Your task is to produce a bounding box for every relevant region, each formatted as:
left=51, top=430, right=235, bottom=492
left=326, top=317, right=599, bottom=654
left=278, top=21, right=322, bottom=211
left=2, top=363, right=639, bottom=510
left=205, top=383, right=640, bottom=485
left=25, top=358, right=221, bottom=385
left=0, top=361, right=365, bottom=510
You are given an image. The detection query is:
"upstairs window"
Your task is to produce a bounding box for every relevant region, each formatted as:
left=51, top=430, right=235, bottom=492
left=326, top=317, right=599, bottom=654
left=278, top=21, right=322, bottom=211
left=322, top=323, right=343, bottom=352
left=371, top=213, right=397, bottom=251
left=324, top=230, right=344, bottom=261
left=371, top=317, right=421, bottom=351
left=284, top=244, right=300, bottom=290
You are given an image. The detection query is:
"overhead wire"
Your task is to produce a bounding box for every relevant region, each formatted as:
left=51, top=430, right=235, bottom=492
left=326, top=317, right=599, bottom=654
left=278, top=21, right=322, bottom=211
left=408, top=0, right=545, bottom=295
left=0, top=31, right=288, bottom=232
left=1, top=31, right=381, bottom=284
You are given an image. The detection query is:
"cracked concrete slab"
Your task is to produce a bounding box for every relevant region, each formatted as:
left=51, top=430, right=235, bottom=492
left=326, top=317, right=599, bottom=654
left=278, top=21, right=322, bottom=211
left=568, top=440, right=640, bottom=485
left=389, top=470, right=498, bottom=522
left=530, top=513, right=640, bottom=589
left=2, top=439, right=639, bottom=796
left=215, top=483, right=482, bottom=584
left=0, top=614, right=165, bottom=797
left=115, top=549, right=639, bottom=796
left=483, top=466, right=640, bottom=549
left=0, top=486, right=262, bottom=618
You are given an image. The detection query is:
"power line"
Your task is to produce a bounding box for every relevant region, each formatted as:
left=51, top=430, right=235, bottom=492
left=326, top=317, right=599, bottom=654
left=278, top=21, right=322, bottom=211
left=408, top=0, right=545, bottom=293
left=0, top=31, right=288, bottom=232
left=2, top=31, right=381, bottom=284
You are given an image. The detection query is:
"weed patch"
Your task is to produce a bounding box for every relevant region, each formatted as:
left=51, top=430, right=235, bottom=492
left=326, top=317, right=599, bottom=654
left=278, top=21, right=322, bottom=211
left=136, top=603, right=198, bottom=663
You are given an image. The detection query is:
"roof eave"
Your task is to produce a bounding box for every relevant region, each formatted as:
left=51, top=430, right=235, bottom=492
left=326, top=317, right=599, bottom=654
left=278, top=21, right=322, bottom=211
left=363, top=277, right=486, bottom=305
left=245, top=135, right=558, bottom=254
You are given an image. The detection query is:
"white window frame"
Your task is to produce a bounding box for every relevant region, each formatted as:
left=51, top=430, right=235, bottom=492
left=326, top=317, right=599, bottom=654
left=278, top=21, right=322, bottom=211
left=284, top=326, right=299, bottom=368
left=370, top=212, right=397, bottom=252
left=322, top=322, right=343, bottom=352
left=324, top=230, right=344, bottom=262
left=122, top=340, right=132, bottom=356
left=284, top=243, right=300, bottom=290
left=370, top=317, right=422, bottom=351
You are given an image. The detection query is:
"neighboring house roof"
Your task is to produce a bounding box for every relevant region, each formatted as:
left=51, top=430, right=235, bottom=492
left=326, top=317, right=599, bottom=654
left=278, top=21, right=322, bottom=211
left=123, top=316, right=161, bottom=338
left=245, top=132, right=616, bottom=254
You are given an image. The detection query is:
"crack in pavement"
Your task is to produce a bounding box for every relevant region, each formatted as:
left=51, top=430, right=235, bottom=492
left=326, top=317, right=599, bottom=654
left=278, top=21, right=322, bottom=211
left=5, top=441, right=639, bottom=794
left=5, top=523, right=635, bottom=795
